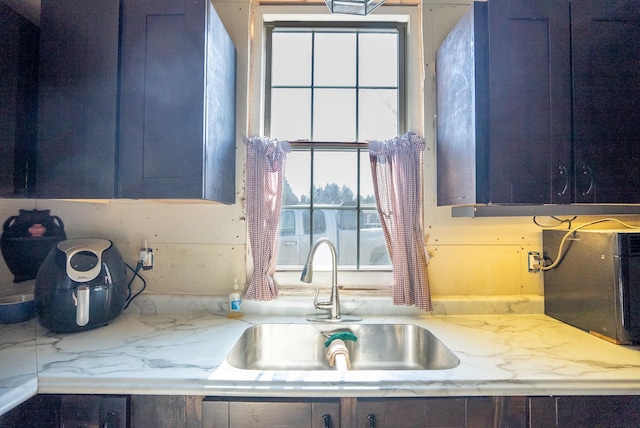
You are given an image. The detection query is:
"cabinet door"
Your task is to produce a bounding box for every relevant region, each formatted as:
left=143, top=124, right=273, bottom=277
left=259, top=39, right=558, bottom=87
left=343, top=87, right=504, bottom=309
left=530, top=395, right=640, bottom=427
left=36, top=0, right=120, bottom=199
left=0, top=394, right=129, bottom=427
left=0, top=4, right=38, bottom=198
left=0, top=395, right=59, bottom=427
left=203, top=398, right=340, bottom=428
left=557, top=396, right=640, bottom=427
left=436, top=0, right=572, bottom=206
left=61, top=395, right=129, bottom=427
left=357, top=398, right=467, bottom=428
left=130, top=395, right=202, bottom=428
left=119, top=0, right=236, bottom=201
left=571, top=0, right=640, bottom=203
left=528, top=396, right=558, bottom=428
left=487, top=0, right=572, bottom=204
left=467, top=397, right=527, bottom=428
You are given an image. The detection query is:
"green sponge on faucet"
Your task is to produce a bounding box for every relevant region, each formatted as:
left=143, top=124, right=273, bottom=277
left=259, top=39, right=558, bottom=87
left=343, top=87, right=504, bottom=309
left=324, top=331, right=358, bottom=348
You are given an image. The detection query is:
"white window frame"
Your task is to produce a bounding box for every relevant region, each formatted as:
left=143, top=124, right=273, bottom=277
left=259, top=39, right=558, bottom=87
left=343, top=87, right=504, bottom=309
left=247, top=4, right=425, bottom=290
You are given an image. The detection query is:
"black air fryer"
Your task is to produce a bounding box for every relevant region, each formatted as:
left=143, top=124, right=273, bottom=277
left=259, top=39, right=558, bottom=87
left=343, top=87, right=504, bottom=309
left=35, top=238, right=128, bottom=333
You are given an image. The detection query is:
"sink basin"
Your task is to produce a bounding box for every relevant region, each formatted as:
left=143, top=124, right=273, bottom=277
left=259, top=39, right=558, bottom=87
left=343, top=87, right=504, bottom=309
left=226, top=323, right=460, bottom=371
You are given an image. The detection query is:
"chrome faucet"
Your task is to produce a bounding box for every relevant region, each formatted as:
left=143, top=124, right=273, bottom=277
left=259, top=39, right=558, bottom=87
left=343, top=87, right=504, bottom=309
left=301, top=238, right=361, bottom=322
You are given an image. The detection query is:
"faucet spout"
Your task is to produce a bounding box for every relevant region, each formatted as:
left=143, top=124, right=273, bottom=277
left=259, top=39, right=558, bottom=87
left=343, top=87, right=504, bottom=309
left=300, top=238, right=341, bottom=320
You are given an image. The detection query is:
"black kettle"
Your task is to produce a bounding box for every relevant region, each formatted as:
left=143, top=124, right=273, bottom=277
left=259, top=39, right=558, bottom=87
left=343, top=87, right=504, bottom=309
left=1, top=209, right=66, bottom=283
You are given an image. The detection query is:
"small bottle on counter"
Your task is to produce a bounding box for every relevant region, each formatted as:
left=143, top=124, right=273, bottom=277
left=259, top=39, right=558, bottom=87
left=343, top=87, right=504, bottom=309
left=228, top=278, right=243, bottom=319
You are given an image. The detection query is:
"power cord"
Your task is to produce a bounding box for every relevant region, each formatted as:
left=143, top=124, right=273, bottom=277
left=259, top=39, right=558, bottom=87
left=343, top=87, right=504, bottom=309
left=123, top=261, right=147, bottom=310
left=536, top=218, right=640, bottom=271
left=532, top=215, right=577, bottom=229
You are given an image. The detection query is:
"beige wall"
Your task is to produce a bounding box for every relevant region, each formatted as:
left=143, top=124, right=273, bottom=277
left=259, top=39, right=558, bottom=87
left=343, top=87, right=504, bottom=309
left=2, top=0, right=635, bottom=298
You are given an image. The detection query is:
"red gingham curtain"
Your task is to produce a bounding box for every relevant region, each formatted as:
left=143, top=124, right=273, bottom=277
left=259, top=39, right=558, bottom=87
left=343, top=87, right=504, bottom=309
left=244, top=136, right=290, bottom=300
left=368, top=132, right=432, bottom=311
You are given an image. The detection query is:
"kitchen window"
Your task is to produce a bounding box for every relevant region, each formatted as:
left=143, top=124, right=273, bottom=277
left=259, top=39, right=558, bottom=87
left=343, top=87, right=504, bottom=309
left=264, top=22, right=406, bottom=274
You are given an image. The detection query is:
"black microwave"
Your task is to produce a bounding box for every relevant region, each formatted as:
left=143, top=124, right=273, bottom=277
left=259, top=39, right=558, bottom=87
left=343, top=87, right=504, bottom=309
left=543, top=229, right=640, bottom=344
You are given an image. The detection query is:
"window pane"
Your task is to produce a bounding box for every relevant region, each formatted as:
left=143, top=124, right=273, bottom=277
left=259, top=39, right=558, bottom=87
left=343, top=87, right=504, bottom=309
left=280, top=210, right=295, bottom=236
left=360, top=151, right=376, bottom=205
left=359, top=33, right=398, bottom=87
left=271, top=88, right=311, bottom=140
left=311, top=209, right=336, bottom=268
left=358, top=89, right=397, bottom=141
left=314, top=33, right=356, bottom=87
left=359, top=210, right=390, bottom=266
left=303, top=209, right=326, bottom=234
left=284, top=151, right=311, bottom=204
left=336, top=209, right=358, bottom=267
left=313, top=88, right=356, bottom=141
left=277, top=207, right=311, bottom=266
left=313, top=151, right=358, bottom=206
left=272, top=32, right=311, bottom=86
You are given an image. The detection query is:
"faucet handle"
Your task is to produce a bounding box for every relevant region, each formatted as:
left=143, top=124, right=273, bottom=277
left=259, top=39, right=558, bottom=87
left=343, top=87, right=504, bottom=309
left=314, top=289, right=332, bottom=311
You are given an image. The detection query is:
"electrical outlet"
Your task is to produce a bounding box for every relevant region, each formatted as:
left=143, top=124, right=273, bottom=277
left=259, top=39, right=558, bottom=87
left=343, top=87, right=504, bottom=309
left=139, top=240, right=154, bottom=270
left=141, top=248, right=153, bottom=270
left=527, top=251, right=541, bottom=272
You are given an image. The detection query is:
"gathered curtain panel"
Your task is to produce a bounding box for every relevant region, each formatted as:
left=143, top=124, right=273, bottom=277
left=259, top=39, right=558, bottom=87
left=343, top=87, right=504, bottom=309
left=368, top=132, right=432, bottom=311
left=244, top=136, right=291, bottom=300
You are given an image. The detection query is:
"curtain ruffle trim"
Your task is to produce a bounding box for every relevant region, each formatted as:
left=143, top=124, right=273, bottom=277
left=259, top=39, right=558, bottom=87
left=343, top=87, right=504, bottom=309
left=368, top=131, right=425, bottom=162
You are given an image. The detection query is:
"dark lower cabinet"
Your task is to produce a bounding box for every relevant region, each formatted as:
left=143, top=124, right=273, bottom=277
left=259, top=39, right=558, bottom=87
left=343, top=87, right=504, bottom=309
left=530, top=396, right=640, bottom=428
left=357, top=397, right=467, bottom=428
left=0, top=394, right=128, bottom=427
left=203, top=397, right=340, bottom=428
left=356, top=397, right=527, bottom=428
left=130, top=395, right=202, bottom=428
left=3, top=394, right=640, bottom=428
left=529, top=396, right=557, bottom=428
left=0, top=395, right=58, bottom=428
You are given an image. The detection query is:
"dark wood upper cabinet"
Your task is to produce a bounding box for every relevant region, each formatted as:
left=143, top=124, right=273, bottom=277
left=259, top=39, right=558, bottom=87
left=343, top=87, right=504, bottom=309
left=571, top=0, right=640, bottom=203
left=436, top=0, right=640, bottom=207
left=118, top=0, right=236, bottom=202
left=436, top=0, right=571, bottom=206
left=0, top=3, right=39, bottom=197
left=36, top=0, right=120, bottom=199
left=486, top=0, right=572, bottom=205
left=34, top=0, right=236, bottom=202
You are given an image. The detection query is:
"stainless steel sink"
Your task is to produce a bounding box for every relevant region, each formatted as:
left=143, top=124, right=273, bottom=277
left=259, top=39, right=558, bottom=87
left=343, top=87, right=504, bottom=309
left=226, top=323, right=460, bottom=371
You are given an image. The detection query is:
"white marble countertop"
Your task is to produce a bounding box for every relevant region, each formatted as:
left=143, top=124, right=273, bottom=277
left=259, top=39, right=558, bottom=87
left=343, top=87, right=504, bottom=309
left=0, top=319, right=37, bottom=415
left=3, top=294, right=640, bottom=416
left=35, top=301, right=640, bottom=398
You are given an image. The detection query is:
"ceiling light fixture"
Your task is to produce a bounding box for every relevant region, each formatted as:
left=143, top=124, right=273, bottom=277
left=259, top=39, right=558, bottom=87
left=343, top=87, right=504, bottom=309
left=324, top=0, right=385, bottom=15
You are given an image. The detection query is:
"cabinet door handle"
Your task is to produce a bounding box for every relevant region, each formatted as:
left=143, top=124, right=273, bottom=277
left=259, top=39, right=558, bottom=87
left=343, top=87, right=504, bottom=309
left=23, top=159, right=30, bottom=193
left=322, top=413, right=331, bottom=428
left=580, top=165, right=594, bottom=196
left=103, top=410, right=118, bottom=428
left=556, top=166, right=569, bottom=196
left=367, top=413, right=376, bottom=428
